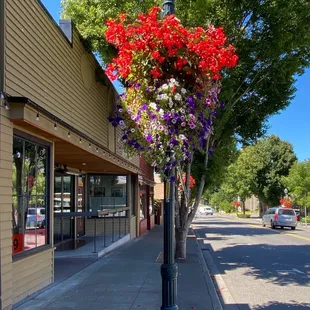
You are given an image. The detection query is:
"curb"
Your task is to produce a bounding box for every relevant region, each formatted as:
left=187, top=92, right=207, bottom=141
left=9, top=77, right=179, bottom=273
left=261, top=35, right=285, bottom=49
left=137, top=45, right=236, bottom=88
left=192, top=226, right=240, bottom=310
left=190, top=228, right=223, bottom=310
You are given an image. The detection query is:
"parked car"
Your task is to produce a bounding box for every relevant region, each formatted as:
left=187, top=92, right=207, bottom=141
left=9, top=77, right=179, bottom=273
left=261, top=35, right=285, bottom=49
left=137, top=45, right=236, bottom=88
left=26, top=207, right=46, bottom=228
left=262, top=207, right=297, bottom=230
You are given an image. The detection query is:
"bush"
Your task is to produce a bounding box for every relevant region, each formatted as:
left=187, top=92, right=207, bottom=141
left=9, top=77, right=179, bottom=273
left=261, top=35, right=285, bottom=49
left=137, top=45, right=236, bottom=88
left=301, top=216, right=310, bottom=223
left=237, top=213, right=251, bottom=218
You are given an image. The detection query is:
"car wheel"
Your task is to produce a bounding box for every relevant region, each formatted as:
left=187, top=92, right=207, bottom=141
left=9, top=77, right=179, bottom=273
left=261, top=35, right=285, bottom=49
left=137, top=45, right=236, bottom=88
left=271, top=221, right=275, bottom=229
left=291, top=227, right=296, bottom=230
left=262, top=222, right=266, bottom=227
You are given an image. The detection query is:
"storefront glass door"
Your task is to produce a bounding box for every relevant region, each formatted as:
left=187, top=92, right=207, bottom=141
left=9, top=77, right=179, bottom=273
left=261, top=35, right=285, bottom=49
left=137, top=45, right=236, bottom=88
left=54, top=175, right=74, bottom=244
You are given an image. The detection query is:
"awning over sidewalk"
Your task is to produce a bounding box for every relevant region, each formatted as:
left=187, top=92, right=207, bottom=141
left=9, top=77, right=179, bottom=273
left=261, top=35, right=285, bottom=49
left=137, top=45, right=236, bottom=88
left=8, top=97, right=142, bottom=174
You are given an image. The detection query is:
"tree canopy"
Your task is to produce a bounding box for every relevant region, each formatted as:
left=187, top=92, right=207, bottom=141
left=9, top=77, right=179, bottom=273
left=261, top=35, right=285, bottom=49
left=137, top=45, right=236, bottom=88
left=209, top=135, right=297, bottom=208
left=61, top=0, right=310, bottom=144
left=283, top=160, right=310, bottom=207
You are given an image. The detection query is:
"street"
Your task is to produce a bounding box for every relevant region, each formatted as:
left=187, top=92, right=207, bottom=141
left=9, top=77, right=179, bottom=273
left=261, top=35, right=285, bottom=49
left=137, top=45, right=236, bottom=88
left=193, top=214, right=310, bottom=310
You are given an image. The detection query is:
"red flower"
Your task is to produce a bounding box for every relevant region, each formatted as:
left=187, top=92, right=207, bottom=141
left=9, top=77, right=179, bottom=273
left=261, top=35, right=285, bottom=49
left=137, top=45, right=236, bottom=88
left=104, top=6, right=238, bottom=82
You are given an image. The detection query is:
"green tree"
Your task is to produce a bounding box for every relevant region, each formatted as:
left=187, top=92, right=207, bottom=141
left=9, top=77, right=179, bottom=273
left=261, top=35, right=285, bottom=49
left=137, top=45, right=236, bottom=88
left=283, top=160, right=310, bottom=209
left=222, top=135, right=297, bottom=210
left=61, top=0, right=309, bottom=257
left=249, top=135, right=297, bottom=206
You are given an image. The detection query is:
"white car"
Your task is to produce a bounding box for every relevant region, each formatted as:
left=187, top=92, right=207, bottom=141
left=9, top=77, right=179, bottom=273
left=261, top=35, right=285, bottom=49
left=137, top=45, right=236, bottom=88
left=199, top=206, right=213, bottom=215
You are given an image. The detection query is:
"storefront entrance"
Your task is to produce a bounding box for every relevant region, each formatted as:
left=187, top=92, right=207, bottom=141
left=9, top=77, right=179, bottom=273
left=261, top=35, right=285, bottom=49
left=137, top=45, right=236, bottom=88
left=54, top=173, right=85, bottom=245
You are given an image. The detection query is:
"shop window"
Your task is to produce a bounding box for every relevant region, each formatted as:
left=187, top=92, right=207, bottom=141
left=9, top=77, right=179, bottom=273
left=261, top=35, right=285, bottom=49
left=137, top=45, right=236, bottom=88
left=12, top=135, right=49, bottom=255
left=131, top=175, right=137, bottom=216
left=89, top=175, right=127, bottom=215
left=149, top=188, right=155, bottom=215
left=139, top=184, right=147, bottom=220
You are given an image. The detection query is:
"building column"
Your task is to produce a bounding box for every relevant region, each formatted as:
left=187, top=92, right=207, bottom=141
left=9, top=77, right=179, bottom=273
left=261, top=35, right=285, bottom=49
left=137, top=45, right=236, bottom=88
left=0, top=106, right=13, bottom=310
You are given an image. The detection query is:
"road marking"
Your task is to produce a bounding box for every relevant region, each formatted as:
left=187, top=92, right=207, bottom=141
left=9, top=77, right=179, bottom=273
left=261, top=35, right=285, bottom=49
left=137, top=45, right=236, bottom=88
left=285, top=233, right=310, bottom=241
left=247, top=224, right=260, bottom=228
left=293, top=268, right=305, bottom=274
left=276, top=268, right=305, bottom=275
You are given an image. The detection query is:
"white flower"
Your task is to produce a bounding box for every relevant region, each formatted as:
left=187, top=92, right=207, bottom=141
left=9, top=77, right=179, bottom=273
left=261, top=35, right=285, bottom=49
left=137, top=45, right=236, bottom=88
left=119, top=120, right=125, bottom=126
left=179, top=134, right=185, bottom=140
left=118, top=108, right=123, bottom=113
left=159, top=109, right=164, bottom=117
left=131, top=128, right=135, bottom=133
left=170, top=78, right=176, bottom=84
left=168, top=99, right=174, bottom=108
left=181, top=88, right=187, bottom=94
left=150, top=102, right=157, bottom=110
left=174, top=93, right=182, bottom=101
left=161, top=84, right=169, bottom=90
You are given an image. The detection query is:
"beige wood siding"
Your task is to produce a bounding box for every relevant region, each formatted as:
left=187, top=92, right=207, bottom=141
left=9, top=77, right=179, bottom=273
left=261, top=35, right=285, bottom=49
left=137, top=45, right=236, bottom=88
left=5, top=0, right=110, bottom=147
left=0, top=106, right=13, bottom=310
left=12, top=249, right=53, bottom=304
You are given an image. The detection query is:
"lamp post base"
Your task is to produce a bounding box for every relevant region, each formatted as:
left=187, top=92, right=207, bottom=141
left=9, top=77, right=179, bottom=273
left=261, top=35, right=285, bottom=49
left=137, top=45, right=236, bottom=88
left=161, top=263, right=178, bottom=310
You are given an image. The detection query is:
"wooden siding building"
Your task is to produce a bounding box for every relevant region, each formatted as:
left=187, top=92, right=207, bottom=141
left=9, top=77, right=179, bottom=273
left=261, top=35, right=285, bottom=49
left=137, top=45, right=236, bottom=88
left=0, top=1, right=156, bottom=308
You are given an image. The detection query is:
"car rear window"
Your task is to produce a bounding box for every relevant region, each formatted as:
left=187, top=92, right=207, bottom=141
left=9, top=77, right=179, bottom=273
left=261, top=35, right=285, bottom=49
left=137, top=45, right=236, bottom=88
left=28, top=209, right=36, bottom=215
left=278, top=209, right=295, bottom=216
left=40, top=209, right=45, bottom=215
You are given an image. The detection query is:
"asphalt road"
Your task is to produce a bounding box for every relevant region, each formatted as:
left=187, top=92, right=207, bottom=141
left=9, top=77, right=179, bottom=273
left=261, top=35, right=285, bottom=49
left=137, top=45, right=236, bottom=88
left=193, top=214, right=310, bottom=310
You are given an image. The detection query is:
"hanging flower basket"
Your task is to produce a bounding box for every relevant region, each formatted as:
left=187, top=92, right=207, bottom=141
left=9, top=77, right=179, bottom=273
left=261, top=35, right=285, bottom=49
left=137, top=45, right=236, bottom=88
left=279, top=199, right=292, bottom=208
left=105, top=7, right=238, bottom=173
left=178, top=173, right=196, bottom=189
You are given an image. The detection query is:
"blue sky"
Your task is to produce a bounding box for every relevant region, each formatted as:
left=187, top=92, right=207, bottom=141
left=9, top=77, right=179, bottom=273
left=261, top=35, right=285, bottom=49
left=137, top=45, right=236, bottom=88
left=41, top=0, right=310, bottom=161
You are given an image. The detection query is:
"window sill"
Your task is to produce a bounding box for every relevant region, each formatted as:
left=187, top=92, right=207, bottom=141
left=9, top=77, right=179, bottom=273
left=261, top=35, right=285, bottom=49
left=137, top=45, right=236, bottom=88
left=12, top=245, right=55, bottom=262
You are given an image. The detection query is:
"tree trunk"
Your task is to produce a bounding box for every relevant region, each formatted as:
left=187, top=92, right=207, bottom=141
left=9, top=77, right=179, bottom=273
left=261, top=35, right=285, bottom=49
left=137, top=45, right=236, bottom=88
left=175, top=227, right=189, bottom=259
left=259, top=200, right=264, bottom=218
left=242, top=200, right=246, bottom=215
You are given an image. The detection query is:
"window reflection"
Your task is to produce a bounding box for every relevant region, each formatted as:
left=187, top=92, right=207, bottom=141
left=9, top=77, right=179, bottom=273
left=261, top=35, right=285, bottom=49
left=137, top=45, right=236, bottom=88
left=12, top=136, right=48, bottom=254
left=139, top=185, right=147, bottom=220
left=88, top=175, right=127, bottom=215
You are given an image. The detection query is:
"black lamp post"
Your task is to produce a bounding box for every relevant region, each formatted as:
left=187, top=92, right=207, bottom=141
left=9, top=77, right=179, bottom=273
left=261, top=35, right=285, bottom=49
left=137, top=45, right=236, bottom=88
left=162, top=0, right=175, bottom=15
left=160, top=2, right=178, bottom=309
left=161, top=156, right=178, bottom=309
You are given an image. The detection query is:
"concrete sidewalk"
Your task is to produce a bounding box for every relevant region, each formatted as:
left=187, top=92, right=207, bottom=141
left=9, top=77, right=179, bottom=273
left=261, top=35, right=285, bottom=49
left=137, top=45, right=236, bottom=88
left=16, top=226, right=219, bottom=310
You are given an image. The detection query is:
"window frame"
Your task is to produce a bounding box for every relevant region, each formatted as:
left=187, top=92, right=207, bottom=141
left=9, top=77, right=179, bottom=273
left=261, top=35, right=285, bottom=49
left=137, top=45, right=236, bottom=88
left=12, top=130, right=51, bottom=260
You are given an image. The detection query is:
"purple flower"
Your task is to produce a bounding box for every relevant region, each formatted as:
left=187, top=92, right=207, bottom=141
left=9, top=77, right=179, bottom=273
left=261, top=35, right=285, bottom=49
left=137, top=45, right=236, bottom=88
left=135, top=83, right=141, bottom=89
left=164, top=113, right=171, bottom=120
left=141, top=104, right=147, bottom=111
left=196, top=92, right=202, bottom=99
left=145, top=135, right=153, bottom=143
left=186, top=96, right=195, bottom=108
